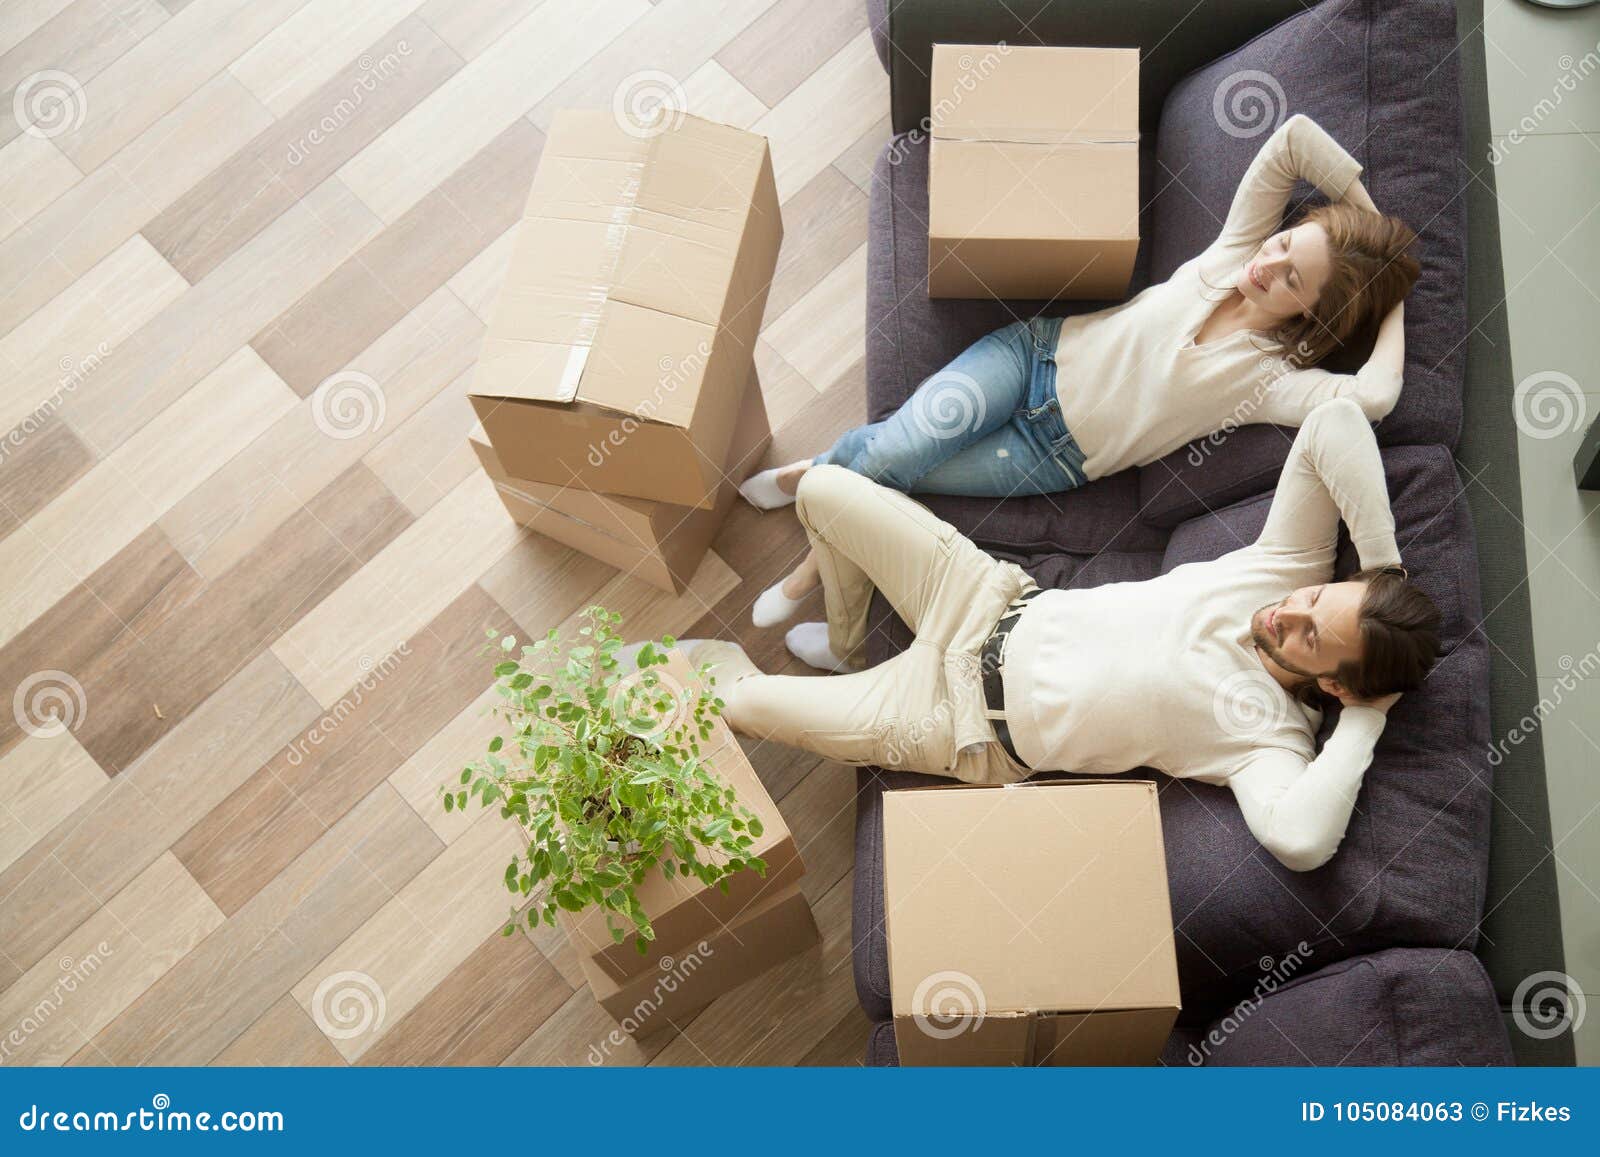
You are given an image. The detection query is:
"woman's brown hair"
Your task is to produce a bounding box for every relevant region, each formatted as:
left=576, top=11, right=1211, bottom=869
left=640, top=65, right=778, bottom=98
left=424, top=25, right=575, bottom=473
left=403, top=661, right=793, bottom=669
left=1276, top=203, right=1422, bottom=368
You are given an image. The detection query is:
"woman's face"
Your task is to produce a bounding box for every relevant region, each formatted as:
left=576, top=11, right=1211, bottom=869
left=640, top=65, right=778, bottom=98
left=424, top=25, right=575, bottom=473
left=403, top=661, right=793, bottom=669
left=1234, top=222, right=1332, bottom=321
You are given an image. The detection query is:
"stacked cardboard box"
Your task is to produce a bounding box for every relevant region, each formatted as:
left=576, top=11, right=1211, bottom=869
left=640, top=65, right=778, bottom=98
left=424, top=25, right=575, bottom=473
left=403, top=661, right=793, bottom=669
left=928, top=44, right=1140, bottom=301
left=561, top=650, right=817, bottom=1034
left=884, top=780, right=1179, bottom=1065
left=467, top=109, right=782, bottom=591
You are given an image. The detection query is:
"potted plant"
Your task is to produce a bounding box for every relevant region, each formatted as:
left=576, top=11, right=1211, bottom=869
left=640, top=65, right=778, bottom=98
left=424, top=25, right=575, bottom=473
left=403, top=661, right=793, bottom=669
left=445, top=606, right=768, bottom=955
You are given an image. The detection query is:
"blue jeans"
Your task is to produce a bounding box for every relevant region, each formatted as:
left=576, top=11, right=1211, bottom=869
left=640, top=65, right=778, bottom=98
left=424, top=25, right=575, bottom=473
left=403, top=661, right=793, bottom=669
left=814, top=318, right=1086, bottom=496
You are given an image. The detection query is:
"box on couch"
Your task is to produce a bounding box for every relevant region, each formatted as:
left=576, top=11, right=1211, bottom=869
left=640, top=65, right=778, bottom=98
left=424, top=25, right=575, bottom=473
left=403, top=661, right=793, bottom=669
left=468, top=377, right=770, bottom=594
left=561, top=651, right=809, bottom=987
left=928, top=44, right=1139, bottom=300
left=884, top=780, right=1179, bottom=1065
left=469, top=110, right=782, bottom=509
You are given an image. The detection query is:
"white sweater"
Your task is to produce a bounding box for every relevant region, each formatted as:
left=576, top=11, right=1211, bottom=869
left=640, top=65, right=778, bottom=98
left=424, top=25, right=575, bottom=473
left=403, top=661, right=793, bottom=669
left=1001, top=398, right=1403, bottom=871
left=1054, top=114, right=1403, bottom=480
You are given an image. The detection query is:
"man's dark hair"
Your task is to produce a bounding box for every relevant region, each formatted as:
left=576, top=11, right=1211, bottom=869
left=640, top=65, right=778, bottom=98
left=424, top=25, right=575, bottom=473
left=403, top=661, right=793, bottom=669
left=1326, top=567, right=1443, bottom=702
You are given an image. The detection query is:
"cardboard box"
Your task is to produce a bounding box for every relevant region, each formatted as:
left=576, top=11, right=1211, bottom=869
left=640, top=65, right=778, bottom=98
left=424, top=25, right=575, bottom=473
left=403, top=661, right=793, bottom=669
left=469, top=376, right=770, bottom=594
left=469, top=109, right=782, bottom=509
left=884, top=780, right=1179, bottom=1065
left=927, top=44, right=1139, bottom=300
left=580, top=883, right=818, bottom=1036
left=561, top=650, right=807, bottom=984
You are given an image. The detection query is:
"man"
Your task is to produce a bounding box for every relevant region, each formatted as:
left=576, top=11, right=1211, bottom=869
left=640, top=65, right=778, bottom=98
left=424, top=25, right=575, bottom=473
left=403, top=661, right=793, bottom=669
left=686, top=398, right=1440, bottom=873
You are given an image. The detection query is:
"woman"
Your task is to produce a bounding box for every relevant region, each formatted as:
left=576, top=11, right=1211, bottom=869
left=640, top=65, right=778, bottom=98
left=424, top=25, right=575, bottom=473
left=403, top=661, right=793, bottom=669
left=739, top=114, right=1421, bottom=672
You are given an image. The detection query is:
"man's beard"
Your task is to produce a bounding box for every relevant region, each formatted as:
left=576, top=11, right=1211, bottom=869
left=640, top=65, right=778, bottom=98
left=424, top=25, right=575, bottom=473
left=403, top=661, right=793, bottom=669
left=1251, top=601, right=1321, bottom=680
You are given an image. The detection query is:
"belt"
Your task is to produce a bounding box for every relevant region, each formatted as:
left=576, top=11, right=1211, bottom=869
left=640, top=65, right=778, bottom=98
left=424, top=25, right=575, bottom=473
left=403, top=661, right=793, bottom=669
left=980, top=587, right=1041, bottom=768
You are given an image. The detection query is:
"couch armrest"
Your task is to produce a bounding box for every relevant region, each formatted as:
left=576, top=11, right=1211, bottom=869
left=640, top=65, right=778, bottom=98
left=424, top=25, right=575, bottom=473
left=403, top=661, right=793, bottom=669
left=877, top=0, right=1308, bottom=136
left=1174, top=947, right=1514, bottom=1066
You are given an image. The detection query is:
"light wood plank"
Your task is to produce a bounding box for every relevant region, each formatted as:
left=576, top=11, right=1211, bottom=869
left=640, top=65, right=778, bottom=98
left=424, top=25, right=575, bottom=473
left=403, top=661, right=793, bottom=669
left=0, top=233, right=188, bottom=437
left=0, top=730, right=106, bottom=874
left=751, top=30, right=887, bottom=201
left=75, top=463, right=412, bottom=774
left=501, top=986, right=672, bottom=1067
left=760, top=241, right=867, bottom=393
left=173, top=585, right=513, bottom=915
left=0, top=345, right=298, bottom=650
left=0, top=0, right=77, bottom=58
left=46, top=0, right=309, bottom=173
left=799, top=1005, right=871, bottom=1065
left=833, top=113, right=890, bottom=195
left=229, top=0, right=431, bottom=115
left=0, top=131, right=80, bottom=242
left=289, top=804, right=525, bottom=1061
left=415, top=0, right=543, bottom=60
left=753, top=338, right=817, bottom=430
left=212, top=995, right=347, bottom=1066
left=445, top=225, right=514, bottom=321
left=144, top=15, right=461, bottom=282
left=714, top=0, right=865, bottom=108
left=0, top=0, right=170, bottom=148
left=763, top=164, right=868, bottom=322
left=0, top=852, right=223, bottom=1065
left=526, top=0, right=778, bottom=131
left=84, top=783, right=440, bottom=1064
left=162, top=286, right=480, bottom=579
left=678, top=59, right=767, bottom=131
left=361, top=365, right=478, bottom=516
left=251, top=117, right=540, bottom=397
left=270, top=471, right=528, bottom=707
left=0, top=70, right=271, bottom=335
left=57, top=176, right=380, bottom=457
left=337, top=0, right=649, bottom=223
left=0, top=652, right=316, bottom=975
left=358, top=927, right=572, bottom=1065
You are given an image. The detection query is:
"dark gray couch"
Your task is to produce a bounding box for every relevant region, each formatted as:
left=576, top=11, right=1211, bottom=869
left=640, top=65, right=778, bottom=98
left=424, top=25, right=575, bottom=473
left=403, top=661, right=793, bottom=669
left=850, top=0, right=1572, bottom=1066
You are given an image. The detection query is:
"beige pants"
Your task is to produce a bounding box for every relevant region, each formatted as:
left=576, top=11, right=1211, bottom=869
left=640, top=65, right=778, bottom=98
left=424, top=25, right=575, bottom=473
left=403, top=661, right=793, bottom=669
left=725, top=465, right=1034, bottom=785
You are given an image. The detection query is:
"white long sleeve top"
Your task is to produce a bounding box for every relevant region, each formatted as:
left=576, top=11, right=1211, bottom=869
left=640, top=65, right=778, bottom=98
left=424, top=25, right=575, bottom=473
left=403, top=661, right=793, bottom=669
left=1001, top=397, right=1403, bottom=871
left=1053, top=114, right=1403, bottom=480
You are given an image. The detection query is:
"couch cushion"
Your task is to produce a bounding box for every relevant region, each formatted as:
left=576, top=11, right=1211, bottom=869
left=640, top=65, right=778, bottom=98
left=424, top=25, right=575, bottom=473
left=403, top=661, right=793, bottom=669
left=1139, top=0, right=1467, bottom=522
left=853, top=443, right=1491, bottom=1019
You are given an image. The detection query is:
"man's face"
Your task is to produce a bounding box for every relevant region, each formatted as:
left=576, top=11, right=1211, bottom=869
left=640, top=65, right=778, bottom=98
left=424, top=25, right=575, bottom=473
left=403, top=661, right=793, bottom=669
left=1251, top=580, right=1367, bottom=691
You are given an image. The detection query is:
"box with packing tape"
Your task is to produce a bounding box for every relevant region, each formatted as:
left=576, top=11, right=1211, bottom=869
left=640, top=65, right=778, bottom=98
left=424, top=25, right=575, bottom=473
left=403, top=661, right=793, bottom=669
left=884, top=779, right=1179, bottom=1065
left=469, top=377, right=770, bottom=594
left=928, top=44, right=1139, bottom=301
left=560, top=651, right=813, bottom=1030
left=469, top=109, right=782, bottom=509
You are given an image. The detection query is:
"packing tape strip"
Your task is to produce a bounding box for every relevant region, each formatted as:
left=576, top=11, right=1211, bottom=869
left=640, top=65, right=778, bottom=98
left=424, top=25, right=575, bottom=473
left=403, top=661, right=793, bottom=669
left=936, top=129, right=1139, bottom=146
left=549, top=169, right=644, bottom=402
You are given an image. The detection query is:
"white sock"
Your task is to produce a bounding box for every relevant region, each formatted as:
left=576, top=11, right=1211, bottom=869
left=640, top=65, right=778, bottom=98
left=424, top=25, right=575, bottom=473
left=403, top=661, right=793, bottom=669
left=677, top=638, right=761, bottom=688
left=785, top=621, right=850, bottom=673
left=737, top=459, right=811, bottom=510
left=752, top=580, right=807, bottom=627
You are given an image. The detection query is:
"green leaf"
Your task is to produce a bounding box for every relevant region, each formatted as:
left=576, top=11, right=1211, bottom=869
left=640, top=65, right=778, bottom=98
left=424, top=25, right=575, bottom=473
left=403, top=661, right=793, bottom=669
left=487, top=736, right=503, bottom=754
left=493, top=661, right=519, bottom=677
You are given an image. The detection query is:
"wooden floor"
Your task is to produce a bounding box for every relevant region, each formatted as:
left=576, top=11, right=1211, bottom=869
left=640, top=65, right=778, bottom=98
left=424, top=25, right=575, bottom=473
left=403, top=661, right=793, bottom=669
left=0, top=0, right=890, bottom=1067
